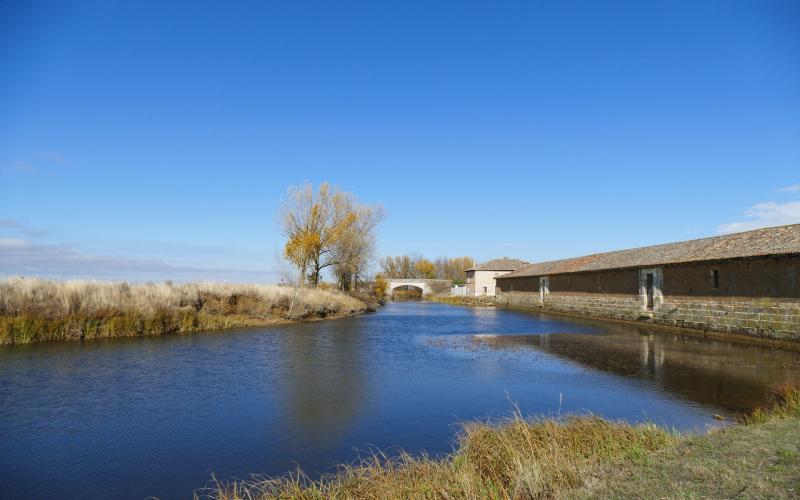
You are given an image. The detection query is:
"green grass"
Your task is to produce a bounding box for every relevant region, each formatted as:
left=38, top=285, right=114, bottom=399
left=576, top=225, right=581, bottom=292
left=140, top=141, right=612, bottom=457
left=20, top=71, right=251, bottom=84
left=582, top=383, right=800, bottom=499
left=583, top=417, right=800, bottom=499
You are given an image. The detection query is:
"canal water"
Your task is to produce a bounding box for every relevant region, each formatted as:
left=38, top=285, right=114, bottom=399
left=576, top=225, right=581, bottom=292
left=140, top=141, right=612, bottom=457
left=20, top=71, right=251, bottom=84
left=2, top=302, right=799, bottom=499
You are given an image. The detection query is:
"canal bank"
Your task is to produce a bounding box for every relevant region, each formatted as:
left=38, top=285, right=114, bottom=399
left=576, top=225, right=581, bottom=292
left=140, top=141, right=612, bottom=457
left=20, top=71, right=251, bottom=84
left=498, top=300, right=800, bottom=352
left=586, top=413, right=800, bottom=498
left=206, top=385, right=800, bottom=499
left=424, top=294, right=496, bottom=307
left=0, top=278, right=375, bottom=344
left=427, top=294, right=800, bottom=352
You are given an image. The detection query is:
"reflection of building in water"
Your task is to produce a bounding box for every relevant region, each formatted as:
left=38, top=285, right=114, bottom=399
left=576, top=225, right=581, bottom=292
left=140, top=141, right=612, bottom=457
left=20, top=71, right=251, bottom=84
left=275, top=318, right=366, bottom=445
left=640, top=334, right=666, bottom=374
left=472, top=329, right=800, bottom=412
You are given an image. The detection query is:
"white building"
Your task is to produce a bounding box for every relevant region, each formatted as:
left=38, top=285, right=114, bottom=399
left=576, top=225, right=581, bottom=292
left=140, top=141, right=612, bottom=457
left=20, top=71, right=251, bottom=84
left=465, top=258, right=528, bottom=296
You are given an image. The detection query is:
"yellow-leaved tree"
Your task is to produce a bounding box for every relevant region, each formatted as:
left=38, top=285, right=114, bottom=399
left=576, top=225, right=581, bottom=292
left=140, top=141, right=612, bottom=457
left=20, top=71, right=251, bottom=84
left=281, top=183, right=382, bottom=288
left=331, top=195, right=384, bottom=291
left=414, top=258, right=436, bottom=279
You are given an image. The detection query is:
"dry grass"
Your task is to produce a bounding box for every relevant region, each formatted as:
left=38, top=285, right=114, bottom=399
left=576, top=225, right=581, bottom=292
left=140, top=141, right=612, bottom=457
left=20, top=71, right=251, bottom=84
left=738, top=382, right=800, bottom=425
left=0, top=277, right=368, bottom=344
left=201, top=385, right=800, bottom=500
left=427, top=295, right=496, bottom=307
left=197, top=413, right=674, bottom=500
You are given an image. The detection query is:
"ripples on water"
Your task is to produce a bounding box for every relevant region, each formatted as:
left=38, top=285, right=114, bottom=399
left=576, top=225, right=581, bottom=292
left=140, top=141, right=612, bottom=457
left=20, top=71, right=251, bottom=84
left=1, top=302, right=798, bottom=499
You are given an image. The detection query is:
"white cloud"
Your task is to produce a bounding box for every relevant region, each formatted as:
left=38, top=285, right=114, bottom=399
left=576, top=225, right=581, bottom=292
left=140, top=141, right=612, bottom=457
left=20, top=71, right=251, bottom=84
left=0, top=241, right=278, bottom=283
left=778, top=184, right=800, bottom=193
left=0, top=219, right=20, bottom=228
left=20, top=228, right=52, bottom=238
left=717, top=201, right=800, bottom=234
left=0, top=219, right=52, bottom=238
left=0, top=238, right=29, bottom=249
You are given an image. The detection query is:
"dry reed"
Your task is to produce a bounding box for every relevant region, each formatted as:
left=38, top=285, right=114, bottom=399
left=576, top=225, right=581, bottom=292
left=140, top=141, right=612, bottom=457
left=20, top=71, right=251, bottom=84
left=0, top=277, right=367, bottom=344
left=200, top=384, right=800, bottom=499
left=738, top=382, right=800, bottom=425
left=197, top=413, right=675, bottom=500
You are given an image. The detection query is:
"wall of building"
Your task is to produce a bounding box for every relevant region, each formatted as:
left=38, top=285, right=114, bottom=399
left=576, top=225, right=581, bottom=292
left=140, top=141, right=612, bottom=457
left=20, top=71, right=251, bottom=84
left=496, top=255, right=800, bottom=341
left=662, top=256, right=798, bottom=298
left=465, top=270, right=475, bottom=296
left=466, top=270, right=513, bottom=296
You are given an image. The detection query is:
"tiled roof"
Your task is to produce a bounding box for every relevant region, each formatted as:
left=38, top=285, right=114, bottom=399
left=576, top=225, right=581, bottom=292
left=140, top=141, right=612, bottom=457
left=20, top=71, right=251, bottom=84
left=467, top=257, right=529, bottom=272
left=499, top=224, right=800, bottom=279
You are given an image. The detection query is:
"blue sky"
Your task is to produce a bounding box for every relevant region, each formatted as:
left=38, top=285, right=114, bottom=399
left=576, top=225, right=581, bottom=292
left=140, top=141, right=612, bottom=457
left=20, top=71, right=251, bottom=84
left=1, top=0, right=799, bottom=281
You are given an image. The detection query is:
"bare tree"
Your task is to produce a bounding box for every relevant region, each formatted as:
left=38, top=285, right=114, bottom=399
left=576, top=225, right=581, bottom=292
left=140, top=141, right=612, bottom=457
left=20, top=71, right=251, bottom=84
left=379, top=255, right=419, bottom=278
left=380, top=254, right=474, bottom=282
left=331, top=196, right=384, bottom=291
left=281, top=183, right=354, bottom=287
left=281, top=182, right=383, bottom=288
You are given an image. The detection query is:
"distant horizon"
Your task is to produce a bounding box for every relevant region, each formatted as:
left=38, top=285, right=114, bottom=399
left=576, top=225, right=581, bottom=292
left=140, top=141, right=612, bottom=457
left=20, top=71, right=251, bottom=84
left=2, top=1, right=799, bottom=281
left=2, top=221, right=797, bottom=283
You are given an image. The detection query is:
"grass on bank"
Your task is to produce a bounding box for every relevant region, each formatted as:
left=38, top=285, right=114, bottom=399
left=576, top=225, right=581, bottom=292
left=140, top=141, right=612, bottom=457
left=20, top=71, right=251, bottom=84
left=586, top=383, right=800, bottom=499
left=200, top=384, right=800, bottom=500
left=426, top=295, right=496, bottom=306
left=200, top=415, right=675, bottom=499
left=0, top=277, right=368, bottom=344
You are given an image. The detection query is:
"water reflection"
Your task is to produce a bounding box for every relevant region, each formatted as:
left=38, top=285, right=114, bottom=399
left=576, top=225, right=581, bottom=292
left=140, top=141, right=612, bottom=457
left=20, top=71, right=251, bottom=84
left=275, top=319, right=366, bottom=446
left=467, top=329, right=800, bottom=412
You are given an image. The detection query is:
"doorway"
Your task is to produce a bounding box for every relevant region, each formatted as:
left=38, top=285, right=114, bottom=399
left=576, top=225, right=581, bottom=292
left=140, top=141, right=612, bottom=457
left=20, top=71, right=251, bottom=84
left=645, top=273, right=654, bottom=310
left=539, top=276, right=549, bottom=302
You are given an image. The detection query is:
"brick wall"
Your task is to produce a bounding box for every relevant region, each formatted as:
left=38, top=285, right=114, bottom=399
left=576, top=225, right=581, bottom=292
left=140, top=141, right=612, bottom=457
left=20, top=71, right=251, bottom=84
left=495, top=290, right=800, bottom=341
left=652, top=296, right=800, bottom=340
left=496, top=291, right=641, bottom=321
left=496, top=255, right=800, bottom=341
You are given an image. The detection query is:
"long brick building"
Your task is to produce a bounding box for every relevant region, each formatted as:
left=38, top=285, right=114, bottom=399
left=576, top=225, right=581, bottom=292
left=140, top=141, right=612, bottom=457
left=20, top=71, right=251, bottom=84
left=495, top=224, right=800, bottom=341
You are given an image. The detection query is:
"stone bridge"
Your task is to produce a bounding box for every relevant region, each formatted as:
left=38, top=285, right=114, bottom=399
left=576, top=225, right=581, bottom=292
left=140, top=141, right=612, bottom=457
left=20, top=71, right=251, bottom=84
left=386, top=278, right=452, bottom=297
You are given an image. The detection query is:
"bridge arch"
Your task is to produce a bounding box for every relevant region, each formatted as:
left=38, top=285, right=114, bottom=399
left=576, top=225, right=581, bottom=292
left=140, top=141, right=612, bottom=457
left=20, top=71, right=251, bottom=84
left=385, top=279, right=452, bottom=298
left=390, top=284, right=424, bottom=299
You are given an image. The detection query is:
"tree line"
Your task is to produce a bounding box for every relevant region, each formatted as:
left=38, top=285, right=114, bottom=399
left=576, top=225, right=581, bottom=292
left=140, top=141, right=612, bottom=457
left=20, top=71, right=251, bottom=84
left=378, top=255, right=474, bottom=284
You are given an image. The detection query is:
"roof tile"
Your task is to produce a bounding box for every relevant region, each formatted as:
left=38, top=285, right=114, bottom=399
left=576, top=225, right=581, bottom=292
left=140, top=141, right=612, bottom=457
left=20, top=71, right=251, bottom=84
left=468, top=257, right=529, bottom=272
left=500, top=224, right=800, bottom=279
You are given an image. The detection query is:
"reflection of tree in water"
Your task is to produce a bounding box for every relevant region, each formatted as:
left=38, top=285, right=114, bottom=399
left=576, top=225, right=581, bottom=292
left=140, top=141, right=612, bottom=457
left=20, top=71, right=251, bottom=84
left=473, top=330, right=800, bottom=413
left=276, top=318, right=366, bottom=446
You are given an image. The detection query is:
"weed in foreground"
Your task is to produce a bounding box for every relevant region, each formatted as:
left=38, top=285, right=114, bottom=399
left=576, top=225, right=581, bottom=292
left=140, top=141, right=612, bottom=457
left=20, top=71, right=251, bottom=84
left=197, top=414, right=675, bottom=500
left=738, top=382, right=800, bottom=425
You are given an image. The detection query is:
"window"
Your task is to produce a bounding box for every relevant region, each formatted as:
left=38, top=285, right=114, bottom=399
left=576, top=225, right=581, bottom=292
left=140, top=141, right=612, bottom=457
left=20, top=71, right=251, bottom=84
left=483, top=286, right=487, bottom=294
left=711, top=269, right=719, bottom=289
